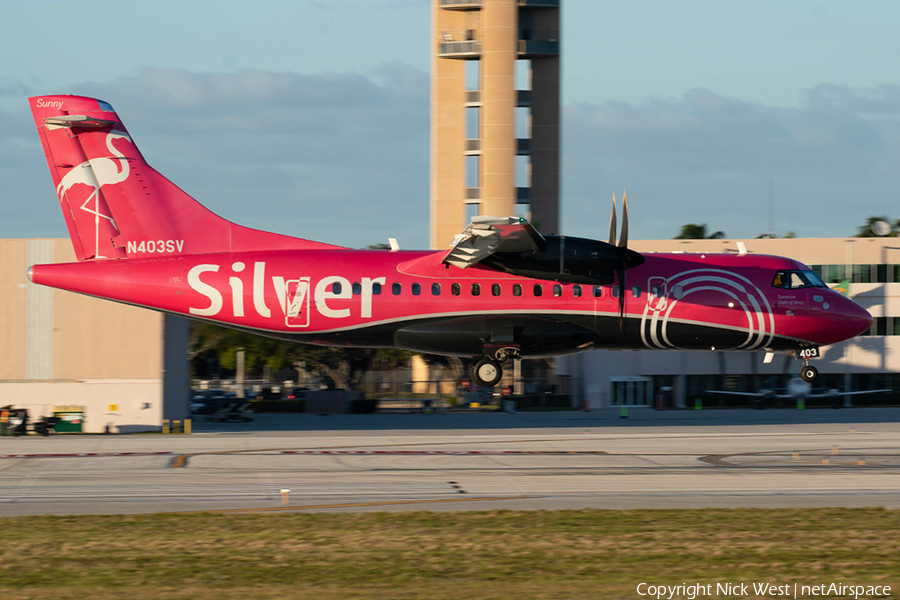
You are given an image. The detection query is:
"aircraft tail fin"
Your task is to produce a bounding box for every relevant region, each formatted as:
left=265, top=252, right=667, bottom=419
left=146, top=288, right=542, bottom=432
left=29, top=95, right=342, bottom=260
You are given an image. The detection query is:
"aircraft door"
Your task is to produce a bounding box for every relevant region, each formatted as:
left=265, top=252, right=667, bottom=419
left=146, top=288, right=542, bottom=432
left=273, top=276, right=311, bottom=328
left=610, top=376, right=653, bottom=406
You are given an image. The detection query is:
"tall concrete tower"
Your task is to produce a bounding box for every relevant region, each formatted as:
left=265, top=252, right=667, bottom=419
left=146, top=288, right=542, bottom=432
left=430, top=0, right=560, bottom=249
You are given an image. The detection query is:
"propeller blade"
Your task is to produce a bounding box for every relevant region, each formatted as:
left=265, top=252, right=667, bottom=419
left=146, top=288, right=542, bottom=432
left=617, top=265, right=626, bottom=334
left=608, top=193, right=617, bottom=246
left=616, top=190, right=629, bottom=334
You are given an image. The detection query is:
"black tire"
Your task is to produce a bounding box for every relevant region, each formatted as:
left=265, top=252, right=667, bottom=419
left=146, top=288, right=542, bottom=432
left=471, top=357, right=502, bottom=387
left=800, top=365, right=818, bottom=383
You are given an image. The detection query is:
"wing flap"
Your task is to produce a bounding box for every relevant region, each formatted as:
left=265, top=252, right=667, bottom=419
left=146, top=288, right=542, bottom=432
left=442, top=216, right=544, bottom=269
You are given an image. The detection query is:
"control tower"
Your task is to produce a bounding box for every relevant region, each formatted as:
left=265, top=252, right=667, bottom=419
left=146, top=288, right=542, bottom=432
left=430, top=0, right=560, bottom=248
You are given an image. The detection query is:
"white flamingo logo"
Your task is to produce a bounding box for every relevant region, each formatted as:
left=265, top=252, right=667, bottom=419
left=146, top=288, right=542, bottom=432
left=55, top=130, right=132, bottom=258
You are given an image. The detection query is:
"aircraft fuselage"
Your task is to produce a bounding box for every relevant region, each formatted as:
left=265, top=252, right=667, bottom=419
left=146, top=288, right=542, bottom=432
left=29, top=246, right=870, bottom=358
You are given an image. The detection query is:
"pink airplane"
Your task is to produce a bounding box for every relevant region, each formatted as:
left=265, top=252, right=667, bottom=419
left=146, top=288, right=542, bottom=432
left=27, top=95, right=871, bottom=387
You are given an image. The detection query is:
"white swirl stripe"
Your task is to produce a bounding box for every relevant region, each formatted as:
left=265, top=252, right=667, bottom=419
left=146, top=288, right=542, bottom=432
left=641, top=269, right=775, bottom=351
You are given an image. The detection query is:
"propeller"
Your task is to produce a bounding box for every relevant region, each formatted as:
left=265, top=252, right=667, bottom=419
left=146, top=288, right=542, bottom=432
left=608, top=193, right=618, bottom=246
left=608, top=190, right=633, bottom=334
left=619, top=191, right=629, bottom=250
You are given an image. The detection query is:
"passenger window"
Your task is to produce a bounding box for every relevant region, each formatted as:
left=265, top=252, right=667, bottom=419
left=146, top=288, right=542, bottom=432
left=373, top=283, right=382, bottom=295
left=513, top=284, right=522, bottom=297
left=573, top=285, right=582, bottom=297
left=673, top=285, right=684, bottom=299
left=592, top=286, right=602, bottom=298
left=553, top=284, right=562, bottom=297
left=492, top=283, right=501, bottom=296
left=652, top=285, right=663, bottom=298
left=392, top=282, right=402, bottom=295
left=533, top=284, right=543, bottom=297
left=332, top=282, right=342, bottom=294
left=432, top=283, right=441, bottom=296
left=471, top=283, right=481, bottom=296
left=632, top=286, right=641, bottom=298
left=612, top=286, right=620, bottom=298
left=412, top=283, right=421, bottom=296
left=352, top=282, right=362, bottom=295
left=451, top=283, right=461, bottom=296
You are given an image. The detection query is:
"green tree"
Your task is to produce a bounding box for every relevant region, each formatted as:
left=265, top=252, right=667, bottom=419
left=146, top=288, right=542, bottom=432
left=674, top=224, right=725, bottom=239
left=190, top=322, right=412, bottom=391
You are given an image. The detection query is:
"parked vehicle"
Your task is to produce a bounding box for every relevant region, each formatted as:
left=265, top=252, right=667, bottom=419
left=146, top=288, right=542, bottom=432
left=1, top=407, right=28, bottom=436
left=190, top=389, right=234, bottom=415
left=32, top=416, right=58, bottom=436
left=215, top=402, right=253, bottom=422
left=0, top=407, right=56, bottom=436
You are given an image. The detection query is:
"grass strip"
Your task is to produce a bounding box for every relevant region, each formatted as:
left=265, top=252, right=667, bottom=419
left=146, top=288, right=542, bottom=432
left=0, top=508, right=897, bottom=599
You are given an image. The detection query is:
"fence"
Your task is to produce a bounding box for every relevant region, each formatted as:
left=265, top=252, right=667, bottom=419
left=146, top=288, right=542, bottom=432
left=193, top=374, right=576, bottom=409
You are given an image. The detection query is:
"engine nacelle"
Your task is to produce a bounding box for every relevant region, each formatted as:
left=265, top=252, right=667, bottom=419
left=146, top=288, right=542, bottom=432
left=482, top=235, right=644, bottom=284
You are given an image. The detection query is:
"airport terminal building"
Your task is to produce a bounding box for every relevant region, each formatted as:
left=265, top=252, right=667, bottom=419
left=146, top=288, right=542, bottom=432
left=558, top=236, right=900, bottom=410
left=0, top=239, right=189, bottom=433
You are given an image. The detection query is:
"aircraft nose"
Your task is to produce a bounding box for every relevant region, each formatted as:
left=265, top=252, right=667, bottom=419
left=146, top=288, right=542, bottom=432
left=828, top=293, right=873, bottom=342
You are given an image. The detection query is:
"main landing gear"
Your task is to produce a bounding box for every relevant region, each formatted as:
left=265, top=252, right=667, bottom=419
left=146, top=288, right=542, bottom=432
left=472, top=357, right=502, bottom=388
left=470, top=346, right=519, bottom=388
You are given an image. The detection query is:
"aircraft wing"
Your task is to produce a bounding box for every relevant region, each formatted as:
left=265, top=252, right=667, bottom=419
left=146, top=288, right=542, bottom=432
left=706, top=390, right=793, bottom=399
left=807, top=389, right=892, bottom=398
left=442, top=216, right=545, bottom=269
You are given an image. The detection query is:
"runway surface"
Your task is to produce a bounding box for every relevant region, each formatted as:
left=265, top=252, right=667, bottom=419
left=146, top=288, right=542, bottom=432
left=2, top=408, right=900, bottom=516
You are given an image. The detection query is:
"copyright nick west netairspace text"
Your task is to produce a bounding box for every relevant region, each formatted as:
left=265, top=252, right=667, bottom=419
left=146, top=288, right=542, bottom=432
left=636, top=582, right=890, bottom=599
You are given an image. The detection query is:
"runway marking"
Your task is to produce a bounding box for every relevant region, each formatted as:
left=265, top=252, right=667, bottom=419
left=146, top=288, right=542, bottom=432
left=173, top=495, right=532, bottom=514
left=168, top=438, right=605, bottom=469
left=281, top=450, right=610, bottom=455
left=171, top=449, right=609, bottom=468
left=701, top=449, right=900, bottom=468
left=0, top=452, right=172, bottom=460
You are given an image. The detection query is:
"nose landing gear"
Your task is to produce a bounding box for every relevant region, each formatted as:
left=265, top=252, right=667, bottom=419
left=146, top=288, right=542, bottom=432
left=796, top=347, right=820, bottom=383
left=800, top=364, right=818, bottom=383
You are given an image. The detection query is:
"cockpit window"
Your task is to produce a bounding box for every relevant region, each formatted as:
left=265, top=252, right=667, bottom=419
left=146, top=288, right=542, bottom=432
left=772, top=269, right=827, bottom=290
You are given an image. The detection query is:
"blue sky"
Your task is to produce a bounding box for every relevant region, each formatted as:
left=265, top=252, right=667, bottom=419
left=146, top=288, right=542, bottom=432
left=2, top=0, right=899, bottom=247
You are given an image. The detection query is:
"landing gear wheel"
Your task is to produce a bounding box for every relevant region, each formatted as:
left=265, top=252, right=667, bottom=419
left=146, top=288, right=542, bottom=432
left=471, top=357, right=502, bottom=388
left=800, top=365, right=818, bottom=383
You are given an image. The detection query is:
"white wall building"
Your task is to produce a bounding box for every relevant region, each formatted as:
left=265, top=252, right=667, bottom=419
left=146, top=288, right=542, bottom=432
left=1, top=239, right=189, bottom=433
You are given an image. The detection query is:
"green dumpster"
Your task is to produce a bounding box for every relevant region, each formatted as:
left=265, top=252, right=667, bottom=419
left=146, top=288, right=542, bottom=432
left=53, top=406, right=84, bottom=433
